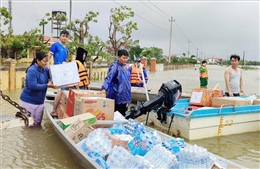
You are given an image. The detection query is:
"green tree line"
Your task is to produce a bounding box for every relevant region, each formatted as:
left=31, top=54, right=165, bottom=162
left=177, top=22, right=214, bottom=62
left=1, top=6, right=204, bottom=65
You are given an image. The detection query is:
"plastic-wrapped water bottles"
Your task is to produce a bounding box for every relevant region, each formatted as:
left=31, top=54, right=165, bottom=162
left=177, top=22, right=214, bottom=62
left=144, top=144, right=179, bottom=169
left=177, top=144, right=214, bottom=169
left=84, top=128, right=112, bottom=157
left=162, top=137, right=186, bottom=154
left=124, top=119, right=145, bottom=137
left=131, top=155, right=155, bottom=169
left=107, top=146, right=155, bottom=169
left=109, top=123, right=126, bottom=134
left=128, top=129, right=162, bottom=156
left=106, top=146, right=134, bottom=168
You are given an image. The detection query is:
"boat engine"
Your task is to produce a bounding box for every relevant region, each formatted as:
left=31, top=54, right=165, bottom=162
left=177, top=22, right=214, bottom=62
left=125, top=80, right=182, bottom=123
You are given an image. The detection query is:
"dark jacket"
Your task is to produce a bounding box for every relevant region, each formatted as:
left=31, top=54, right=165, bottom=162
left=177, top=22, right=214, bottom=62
left=101, top=60, right=131, bottom=104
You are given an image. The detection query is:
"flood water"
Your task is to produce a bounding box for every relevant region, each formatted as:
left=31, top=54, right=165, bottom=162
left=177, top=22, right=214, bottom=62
left=1, top=65, right=260, bottom=168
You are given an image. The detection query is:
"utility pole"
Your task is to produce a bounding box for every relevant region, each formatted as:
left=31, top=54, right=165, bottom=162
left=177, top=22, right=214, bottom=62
left=187, top=40, right=191, bottom=58
left=196, top=48, right=198, bottom=60
left=41, top=19, right=45, bottom=42
left=168, top=16, right=173, bottom=63
left=69, top=0, right=72, bottom=33
left=242, top=51, right=245, bottom=68
left=8, top=0, right=12, bottom=30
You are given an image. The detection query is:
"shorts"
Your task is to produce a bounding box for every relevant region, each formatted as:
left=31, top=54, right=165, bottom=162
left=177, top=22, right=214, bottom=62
left=200, top=78, right=208, bottom=87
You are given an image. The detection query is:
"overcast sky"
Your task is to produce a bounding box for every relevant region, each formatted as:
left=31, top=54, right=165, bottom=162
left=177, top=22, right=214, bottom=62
left=1, top=0, right=259, bottom=61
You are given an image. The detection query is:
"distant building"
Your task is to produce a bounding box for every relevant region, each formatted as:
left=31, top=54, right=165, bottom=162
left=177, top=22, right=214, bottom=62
left=207, top=57, right=223, bottom=64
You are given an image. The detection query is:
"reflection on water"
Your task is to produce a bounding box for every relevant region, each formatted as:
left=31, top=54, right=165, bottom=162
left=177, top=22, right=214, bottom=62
left=1, top=89, right=81, bottom=168
left=187, top=132, right=260, bottom=168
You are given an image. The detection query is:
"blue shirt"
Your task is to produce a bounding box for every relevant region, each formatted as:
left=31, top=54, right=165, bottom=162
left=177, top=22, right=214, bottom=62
left=101, top=60, right=131, bottom=104
left=49, top=42, right=69, bottom=64
left=20, top=64, right=50, bottom=104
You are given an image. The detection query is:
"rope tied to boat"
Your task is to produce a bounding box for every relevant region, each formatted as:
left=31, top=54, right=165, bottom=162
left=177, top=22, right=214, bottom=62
left=0, top=90, right=31, bottom=126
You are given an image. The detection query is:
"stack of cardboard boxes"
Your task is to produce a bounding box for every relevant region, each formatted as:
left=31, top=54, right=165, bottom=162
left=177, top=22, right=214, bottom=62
left=189, top=88, right=224, bottom=107
left=56, top=89, right=115, bottom=143
left=189, top=88, right=254, bottom=108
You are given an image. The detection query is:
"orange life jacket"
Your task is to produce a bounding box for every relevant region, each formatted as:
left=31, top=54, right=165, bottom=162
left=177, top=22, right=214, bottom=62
left=199, top=65, right=208, bottom=78
left=75, top=60, right=90, bottom=87
left=130, top=65, right=145, bottom=84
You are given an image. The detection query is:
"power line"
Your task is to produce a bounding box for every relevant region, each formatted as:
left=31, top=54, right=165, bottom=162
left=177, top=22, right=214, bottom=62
left=112, top=0, right=169, bottom=31
left=147, top=0, right=171, bottom=18
left=112, top=0, right=202, bottom=56
left=138, top=0, right=169, bottom=20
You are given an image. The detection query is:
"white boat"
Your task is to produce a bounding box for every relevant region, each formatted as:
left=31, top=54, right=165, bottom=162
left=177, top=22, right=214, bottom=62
left=148, top=98, right=260, bottom=140
left=45, top=86, right=154, bottom=103
left=44, top=99, right=246, bottom=169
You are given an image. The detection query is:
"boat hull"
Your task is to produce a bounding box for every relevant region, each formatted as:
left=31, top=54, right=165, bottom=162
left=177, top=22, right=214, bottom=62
left=44, top=102, right=101, bottom=169
left=148, top=99, right=260, bottom=140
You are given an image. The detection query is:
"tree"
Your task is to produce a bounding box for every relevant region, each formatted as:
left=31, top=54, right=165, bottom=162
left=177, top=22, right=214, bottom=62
left=140, top=47, right=164, bottom=63
left=0, top=7, right=12, bottom=26
left=0, top=7, right=12, bottom=59
left=129, top=45, right=143, bottom=61
left=107, top=6, right=138, bottom=56
left=67, top=11, right=99, bottom=44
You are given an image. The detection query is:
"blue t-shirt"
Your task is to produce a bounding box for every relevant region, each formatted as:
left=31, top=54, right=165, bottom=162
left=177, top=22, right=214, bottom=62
left=49, top=42, right=69, bottom=64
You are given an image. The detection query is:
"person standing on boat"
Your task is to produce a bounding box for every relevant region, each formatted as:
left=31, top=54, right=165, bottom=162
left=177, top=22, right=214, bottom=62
left=20, top=51, right=55, bottom=126
left=128, top=57, right=148, bottom=87
left=48, top=30, right=70, bottom=117
left=224, top=54, right=244, bottom=97
left=199, top=60, right=208, bottom=88
left=48, top=30, right=70, bottom=65
left=50, top=47, right=90, bottom=118
left=100, top=49, right=131, bottom=117
left=75, top=47, right=90, bottom=90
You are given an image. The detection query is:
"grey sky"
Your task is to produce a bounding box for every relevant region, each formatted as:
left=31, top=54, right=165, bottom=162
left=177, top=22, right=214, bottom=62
left=1, top=0, right=259, bottom=61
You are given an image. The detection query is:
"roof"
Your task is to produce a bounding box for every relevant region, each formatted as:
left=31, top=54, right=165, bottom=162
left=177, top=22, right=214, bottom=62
left=42, top=35, right=59, bottom=43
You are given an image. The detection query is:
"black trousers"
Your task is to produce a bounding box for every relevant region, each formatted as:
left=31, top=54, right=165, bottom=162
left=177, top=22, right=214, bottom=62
left=225, top=92, right=240, bottom=97
left=115, top=104, right=127, bottom=117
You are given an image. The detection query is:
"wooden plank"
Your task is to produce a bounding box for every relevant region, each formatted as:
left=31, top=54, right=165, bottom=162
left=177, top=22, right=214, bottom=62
left=1, top=117, right=34, bottom=129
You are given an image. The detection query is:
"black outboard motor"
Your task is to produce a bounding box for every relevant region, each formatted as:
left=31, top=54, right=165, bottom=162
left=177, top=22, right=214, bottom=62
left=125, top=80, right=182, bottom=122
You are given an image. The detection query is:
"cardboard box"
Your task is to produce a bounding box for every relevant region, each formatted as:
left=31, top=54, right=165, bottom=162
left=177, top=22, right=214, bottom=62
left=74, top=97, right=114, bottom=121
left=106, top=132, right=132, bottom=150
left=190, top=88, right=223, bottom=107
left=67, top=89, right=106, bottom=117
left=61, top=90, right=69, bottom=106
left=49, top=62, right=80, bottom=88
left=64, top=119, right=94, bottom=143
left=211, top=97, right=251, bottom=107
left=57, top=103, right=69, bottom=119
left=59, top=113, right=97, bottom=130
left=253, top=99, right=260, bottom=105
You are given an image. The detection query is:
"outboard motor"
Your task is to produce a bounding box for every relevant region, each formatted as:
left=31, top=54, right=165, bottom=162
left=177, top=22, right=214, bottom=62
left=125, top=80, right=182, bottom=123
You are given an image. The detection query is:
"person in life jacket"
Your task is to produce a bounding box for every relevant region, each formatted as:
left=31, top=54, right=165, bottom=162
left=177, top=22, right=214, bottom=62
left=75, top=47, right=90, bottom=90
left=199, top=60, right=208, bottom=88
left=128, top=57, right=148, bottom=87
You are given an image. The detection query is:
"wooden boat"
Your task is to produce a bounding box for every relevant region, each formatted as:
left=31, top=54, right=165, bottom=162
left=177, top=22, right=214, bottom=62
left=44, top=99, right=246, bottom=169
left=148, top=98, right=260, bottom=140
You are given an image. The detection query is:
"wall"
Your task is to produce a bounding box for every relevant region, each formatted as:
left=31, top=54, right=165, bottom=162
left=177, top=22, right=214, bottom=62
left=0, top=62, right=194, bottom=91
left=0, top=67, right=9, bottom=90
left=0, top=64, right=109, bottom=91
